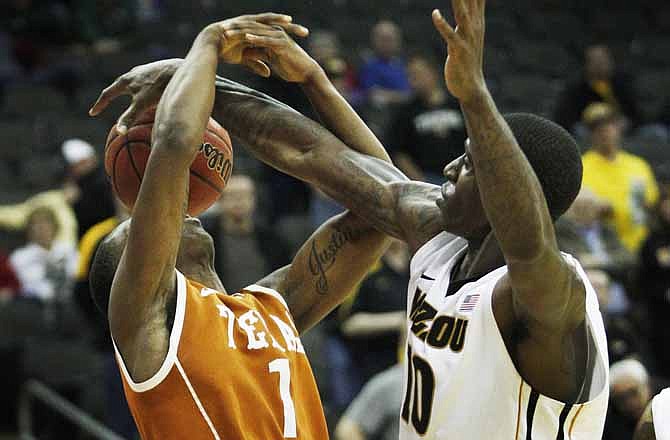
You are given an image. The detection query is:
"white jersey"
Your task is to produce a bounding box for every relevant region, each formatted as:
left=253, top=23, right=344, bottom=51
left=653, top=388, right=670, bottom=440
left=399, top=232, right=609, bottom=440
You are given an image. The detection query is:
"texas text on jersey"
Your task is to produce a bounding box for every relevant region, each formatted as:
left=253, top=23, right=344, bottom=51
left=114, top=271, right=329, bottom=440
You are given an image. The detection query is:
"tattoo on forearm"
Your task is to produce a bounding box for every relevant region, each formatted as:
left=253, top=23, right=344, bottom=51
left=308, top=226, right=360, bottom=295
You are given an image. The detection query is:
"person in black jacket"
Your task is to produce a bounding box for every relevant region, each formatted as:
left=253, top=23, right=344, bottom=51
left=202, top=174, right=292, bottom=293
left=554, top=44, right=640, bottom=133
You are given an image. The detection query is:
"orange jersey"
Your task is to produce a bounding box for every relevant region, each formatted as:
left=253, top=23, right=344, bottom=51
left=114, top=271, right=329, bottom=439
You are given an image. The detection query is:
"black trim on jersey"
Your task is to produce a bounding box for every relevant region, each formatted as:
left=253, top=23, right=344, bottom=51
left=446, top=276, right=480, bottom=297
left=420, top=274, right=436, bottom=281
left=555, top=403, right=574, bottom=440
left=526, top=389, right=540, bottom=440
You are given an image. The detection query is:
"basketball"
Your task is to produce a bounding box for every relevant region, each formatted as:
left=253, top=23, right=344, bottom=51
left=104, top=110, right=233, bottom=216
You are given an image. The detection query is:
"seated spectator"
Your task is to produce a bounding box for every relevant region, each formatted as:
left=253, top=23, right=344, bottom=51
left=326, top=240, right=408, bottom=414
left=0, top=187, right=78, bottom=247
left=634, top=388, right=670, bottom=440
left=639, top=186, right=670, bottom=379
left=554, top=44, right=640, bottom=133
left=0, top=250, right=20, bottom=301
left=556, top=188, right=636, bottom=280
left=587, top=269, right=641, bottom=363
left=202, top=174, right=291, bottom=293
left=9, top=206, right=77, bottom=302
left=387, top=53, right=466, bottom=184
left=334, top=363, right=403, bottom=440
left=358, top=20, right=411, bottom=109
left=308, top=30, right=360, bottom=105
left=581, top=103, right=659, bottom=252
left=605, top=359, right=655, bottom=440
left=62, top=138, right=116, bottom=238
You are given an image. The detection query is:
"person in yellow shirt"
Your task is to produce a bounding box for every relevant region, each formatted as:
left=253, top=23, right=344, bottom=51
left=581, top=103, right=659, bottom=251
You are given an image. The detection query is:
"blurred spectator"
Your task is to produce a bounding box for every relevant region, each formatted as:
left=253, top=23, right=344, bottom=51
left=9, top=206, right=77, bottom=301
left=334, top=363, right=403, bottom=440
left=202, top=174, right=291, bottom=293
left=387, top=53, right=466, bottom=183
left=0, top=251, right=20, bottom=301
left=638, top=186, right=670, bottom=379
left=587, top=269, right=642, bottom=363
left=581, top=103, right=659, bottom=252
left=0, top=188, right=78, bottom=247
left=308, top=30, right=359, bottom=104
left=327, top=240, right=408, bottom=413
left=358, top=20, right=411, bottom=108
left=554, top=44, right=640, bottom=133
left=557, top=188, right=636, bottom=280
left=62, top=138, right=116, bottom=238
left=605, top=358, right=654, bottom=440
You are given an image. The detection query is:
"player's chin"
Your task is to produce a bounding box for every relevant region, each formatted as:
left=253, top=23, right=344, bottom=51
left=436, top=197, right=464, bottom=235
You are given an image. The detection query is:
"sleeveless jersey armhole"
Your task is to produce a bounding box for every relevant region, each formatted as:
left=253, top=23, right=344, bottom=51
left=242, top=284, right=294, bottom=324
left=112, top=270, right=188, bottom=393
left=653, top=388, right=670, bottom=440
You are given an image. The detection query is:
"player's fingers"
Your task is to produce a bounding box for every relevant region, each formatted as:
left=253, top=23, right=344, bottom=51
left=89, top=78, right=129, bottom=116
left=247, top=13, right=293, bottom=24
left=283, top=23, right=309, bottom=38
left=432, top=9, right=457, bottom=42
left=245, top=33, right=286, bottom=48
left=116, top=103, right=141, bottom=134
left=243, top=58, right=271, bottom=78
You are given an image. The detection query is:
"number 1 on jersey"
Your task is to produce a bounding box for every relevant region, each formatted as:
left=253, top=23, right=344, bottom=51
left=269, top=358, right=297, bottom=438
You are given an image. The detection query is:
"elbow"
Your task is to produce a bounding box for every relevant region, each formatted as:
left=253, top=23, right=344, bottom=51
left=151, top=118, right=201, bottom=160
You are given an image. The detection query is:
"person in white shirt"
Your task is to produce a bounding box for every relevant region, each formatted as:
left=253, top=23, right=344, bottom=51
left=635, top=388, right=670, bottom=440
left=9, top=206, right=78, bottom=301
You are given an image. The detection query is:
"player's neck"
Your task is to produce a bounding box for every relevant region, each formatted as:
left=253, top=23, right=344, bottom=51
left=458, top=232, right=504, bottom=281
left=182, top=263, right=226, bottom=293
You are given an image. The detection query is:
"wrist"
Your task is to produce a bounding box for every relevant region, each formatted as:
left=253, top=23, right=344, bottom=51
left=197, top=25, right=224, bottom=51
left=459, top=81, right=490, bottom=107
left=301, top=65, right=328, bottom=88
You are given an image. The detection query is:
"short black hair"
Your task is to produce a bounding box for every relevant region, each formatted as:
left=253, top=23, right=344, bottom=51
left=89, top=225, right=128, bottom=316
left=503, top=113, right=583, bottom=221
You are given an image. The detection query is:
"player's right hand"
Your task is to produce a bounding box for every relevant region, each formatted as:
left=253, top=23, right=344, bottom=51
left=89, top=58, right=182, bottom=133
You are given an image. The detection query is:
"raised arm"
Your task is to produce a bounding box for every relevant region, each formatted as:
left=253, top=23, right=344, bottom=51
left=104, top=15, right=298, bottom=371
left=432, top=1, right=584, bottom=330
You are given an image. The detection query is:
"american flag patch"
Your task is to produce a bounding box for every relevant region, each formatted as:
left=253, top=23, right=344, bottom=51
left=458, top=294, right=480, bottom=312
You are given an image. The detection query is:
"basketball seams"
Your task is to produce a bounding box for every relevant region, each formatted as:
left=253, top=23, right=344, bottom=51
left=111, top=139, right=125, bottom=201
left=107, top=119, right=230, bottom=216
left=190, top=168, right=223, bottom=194
left=125, top=138, right=145, bottom=185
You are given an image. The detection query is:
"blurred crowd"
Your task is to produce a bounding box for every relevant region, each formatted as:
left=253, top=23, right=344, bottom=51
left=1, top=0, right=670, bottom=439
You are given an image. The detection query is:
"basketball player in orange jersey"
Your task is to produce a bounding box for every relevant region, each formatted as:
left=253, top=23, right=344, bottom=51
left=86, top=13, right=400, bottom=439
left=96, top=1, right=609, bottom=438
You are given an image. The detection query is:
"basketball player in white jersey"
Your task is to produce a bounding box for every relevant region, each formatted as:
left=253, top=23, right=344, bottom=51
left=635, top=388, right=670, bottom=440
left=94, top=1, right=609, bottom=437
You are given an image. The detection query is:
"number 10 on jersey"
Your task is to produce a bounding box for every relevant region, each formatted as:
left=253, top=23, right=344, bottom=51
left=401, top=345, right=435, bottom=435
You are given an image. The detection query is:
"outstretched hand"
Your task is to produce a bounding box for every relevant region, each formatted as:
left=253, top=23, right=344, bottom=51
left=432, top=0, right=487, bottom=102
left=89, top=13, right=308, bottom=133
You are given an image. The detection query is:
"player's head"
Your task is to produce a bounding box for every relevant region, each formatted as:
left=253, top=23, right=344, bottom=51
left=436, top=113, right=583, bottom=239
left=89, top=216, right=215, bottom=315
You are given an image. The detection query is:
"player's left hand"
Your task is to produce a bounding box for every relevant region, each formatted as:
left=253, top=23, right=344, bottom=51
left=239, top=27, right=321, bottom=84
left=432, top=0, right=487, bottom=103
left=89, top=58, right=182, bottom=132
